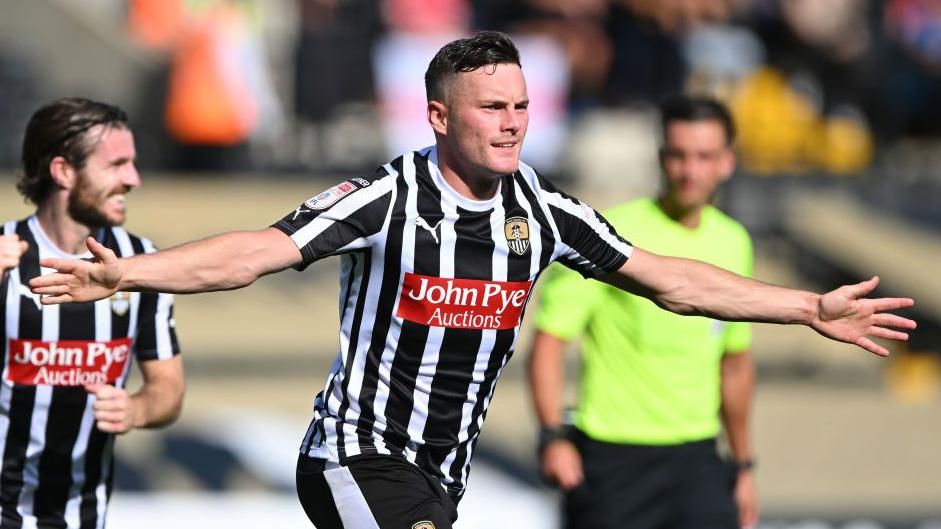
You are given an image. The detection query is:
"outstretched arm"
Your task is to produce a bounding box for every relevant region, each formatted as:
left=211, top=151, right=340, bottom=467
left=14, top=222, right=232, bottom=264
left=30, top=227, right=302, bottom=303
left=600, top=248, right=916, bottom=356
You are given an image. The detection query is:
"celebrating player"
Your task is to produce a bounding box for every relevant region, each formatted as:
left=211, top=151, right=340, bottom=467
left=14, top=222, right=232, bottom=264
left=30, top=33, right=913, bottom=529
left=1, top=97, right=183, bottom=528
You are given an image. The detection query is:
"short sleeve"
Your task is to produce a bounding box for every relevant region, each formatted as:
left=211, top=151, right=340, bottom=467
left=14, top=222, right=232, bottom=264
left=272, top=175, right=394, bottom=270
left=537, top=178, right=633, bottom=278
left=535, top=263, right=604, bottom=340
left=134, top=239, right=180, bottom=361
left=723, top=229, right=755, bottom=354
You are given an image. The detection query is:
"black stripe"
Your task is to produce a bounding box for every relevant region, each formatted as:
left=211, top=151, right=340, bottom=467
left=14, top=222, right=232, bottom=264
left=109, top=231, right=132, bottom=340
left=0, top=387, right=34, bottom=529
left=33, top=388, right=87, bottom=528
left=419, top=205, right=491, bottom=484
left=0, top=220, right=41, bottom=529
left=333, top=250, right=372, bottom=460
left=352, top=163, right=408, bottom=456
left=15, top=221, right=41, bottom=339
left=380, top=156, right=443, bottom=451
left=514, top=173, right=556, bottom=274
left=78, top=431, right=110, bottom=529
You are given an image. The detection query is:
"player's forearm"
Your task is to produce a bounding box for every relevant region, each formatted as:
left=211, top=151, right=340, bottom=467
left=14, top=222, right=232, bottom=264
left=120, top=231, right=270, bottom=293
left=129, top=365, right=185, bottom=429
left=720, top=352, right=755, bottom=462
left=610, top=250, right=819, bottom=325
left=528, top=331, right=568, bottom=427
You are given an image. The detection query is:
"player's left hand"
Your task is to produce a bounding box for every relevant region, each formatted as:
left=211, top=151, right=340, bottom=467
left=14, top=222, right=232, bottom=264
left=86, top=384, right=137, bottom=434
left=811, top=276, right=916, bottom=357
left=734, top=469, right=759, bottom=529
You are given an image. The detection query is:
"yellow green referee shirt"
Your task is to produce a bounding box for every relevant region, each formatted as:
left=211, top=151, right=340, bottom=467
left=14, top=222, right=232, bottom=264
left=536, top=198, right=753, bottom=445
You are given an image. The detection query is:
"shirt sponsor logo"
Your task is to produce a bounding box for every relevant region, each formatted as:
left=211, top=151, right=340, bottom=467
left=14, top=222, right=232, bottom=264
left=397, top=273, right=532, bottom=330
left=304, top=180, right=363, bottom=210
left=504, top=216, right=530, bottom=256
left=6, top=338, right=132, bottom=386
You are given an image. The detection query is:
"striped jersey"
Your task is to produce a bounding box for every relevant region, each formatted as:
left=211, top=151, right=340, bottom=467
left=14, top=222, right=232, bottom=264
left=0, top=216, right=180, bottom=529
left=273, top=147, right=633, bottom=499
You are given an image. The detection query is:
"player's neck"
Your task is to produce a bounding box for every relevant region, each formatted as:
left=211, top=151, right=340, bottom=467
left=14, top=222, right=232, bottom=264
left=436, top=151, right=501, bottom=201
left=35, top=200, right=95, bottom=255
left=657, top=196, right=704, bottom=229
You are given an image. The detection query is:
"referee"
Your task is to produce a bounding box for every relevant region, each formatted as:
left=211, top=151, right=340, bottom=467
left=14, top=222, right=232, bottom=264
left=530, top=96, right=756, bottom=529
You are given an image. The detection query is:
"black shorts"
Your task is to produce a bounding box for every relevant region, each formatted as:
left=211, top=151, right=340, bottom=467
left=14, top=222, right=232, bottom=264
left=564, top=431, right=738, bottom=529
left=296, top=454, right=459, bottom=529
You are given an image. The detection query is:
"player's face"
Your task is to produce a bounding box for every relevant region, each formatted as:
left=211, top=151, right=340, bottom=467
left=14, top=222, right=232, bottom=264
left=659, top=120, right=734, bottom=211
left=68, top=125, right=140, bottom=227
left=436, top=63, right=529, bottom=181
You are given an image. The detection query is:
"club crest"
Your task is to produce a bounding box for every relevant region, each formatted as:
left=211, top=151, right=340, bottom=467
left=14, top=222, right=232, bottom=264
left=412, top=522, right=436, bottom=529
left=504, top=216, right=530, bottom=256
left=110, top=291, right=130, bottom=316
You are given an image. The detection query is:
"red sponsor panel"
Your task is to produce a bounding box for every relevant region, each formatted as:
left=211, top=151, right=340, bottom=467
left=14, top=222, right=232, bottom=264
left=396, top=273, right=533, bottom=330
left=6, top=338, right=132, bottom=386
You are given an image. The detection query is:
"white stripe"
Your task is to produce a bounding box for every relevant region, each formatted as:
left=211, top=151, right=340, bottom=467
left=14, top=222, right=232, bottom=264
left=0, top=222, right=16, bottom=516
left=512, top=177, right=545, bottom=279
left=113, top=228, right=140, bottom=389
left=290, top=174, right=397, bottom=250
left=401, top=155, right=454, bottom=463
left=429, top=166, right=465, bottom=486
left=439, top=199, right=510, bottom=486
left=59, top=292, right=113, bottom=526
left=323, top=466, right=381, bottom=529
left=17, top=232, right=62, bottom=518
left=370, top=154, right=420, bottom=443
left=63, top=398, right=96, bottom=528
left=516, top=164, right=568, bottom=263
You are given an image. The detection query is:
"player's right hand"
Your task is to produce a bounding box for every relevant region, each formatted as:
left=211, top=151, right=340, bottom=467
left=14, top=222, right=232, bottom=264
left=0, top=235, right=28, bottom=274
left=29, top=237, right=122, bottom=304
left=541, top=439, right=584, bottom=491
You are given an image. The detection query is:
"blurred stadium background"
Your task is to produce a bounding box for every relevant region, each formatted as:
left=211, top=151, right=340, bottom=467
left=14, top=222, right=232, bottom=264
left=0, top=0, right=939, bottom=527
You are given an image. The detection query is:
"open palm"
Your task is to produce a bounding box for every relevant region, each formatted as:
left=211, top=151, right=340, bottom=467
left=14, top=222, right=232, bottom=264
left=811, top=277, right=916, bottom=357
left=29, top=237, right=123, bottom=304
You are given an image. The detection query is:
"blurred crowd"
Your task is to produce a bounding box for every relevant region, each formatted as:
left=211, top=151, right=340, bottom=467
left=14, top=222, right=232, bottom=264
left=2, top=0, right=941, bottom=179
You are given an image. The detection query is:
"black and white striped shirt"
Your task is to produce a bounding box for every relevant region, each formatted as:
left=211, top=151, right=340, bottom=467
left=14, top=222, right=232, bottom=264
left=274, top=147, right=632, bottom=498
left=0, top=216, right=179, bottom=529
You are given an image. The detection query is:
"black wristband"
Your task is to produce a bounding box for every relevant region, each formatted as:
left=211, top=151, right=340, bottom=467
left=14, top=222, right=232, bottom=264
left=537, top=425, right=567, bottom=454
left=734, top=458, right=756, bottom=472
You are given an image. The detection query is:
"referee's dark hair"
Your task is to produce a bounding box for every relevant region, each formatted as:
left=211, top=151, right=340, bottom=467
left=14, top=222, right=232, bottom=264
left=659, top=94, right=736, bottom=146
left=18, top=97, right=129, bottom=205
left=425, top=31, right=522, bottom=103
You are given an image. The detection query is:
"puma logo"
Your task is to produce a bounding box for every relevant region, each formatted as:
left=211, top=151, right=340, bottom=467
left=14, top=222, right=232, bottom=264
left=416, top=217, right=443, bottom=245
left=292, top=206, right=311, bottom=220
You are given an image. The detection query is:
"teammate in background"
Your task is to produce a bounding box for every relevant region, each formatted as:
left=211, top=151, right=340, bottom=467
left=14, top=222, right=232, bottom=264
left=530, top=95, right=758, bottom=529
left=0, top=98, right=183, bottom=528
left=30, top=33, right=914, bottom=529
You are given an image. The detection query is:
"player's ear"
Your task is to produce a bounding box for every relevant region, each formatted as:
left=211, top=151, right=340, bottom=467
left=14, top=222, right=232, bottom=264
left=718, top=148, right=736, bottom=183
left=428, top=100, right=448, bottom=136
left=49, top=156, right=77, bottom=190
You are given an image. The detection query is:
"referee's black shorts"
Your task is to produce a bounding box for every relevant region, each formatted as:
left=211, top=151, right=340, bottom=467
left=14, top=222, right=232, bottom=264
left=564, top=430, right=738, bottom=529
left=296, top=454, right=458, bottom=529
